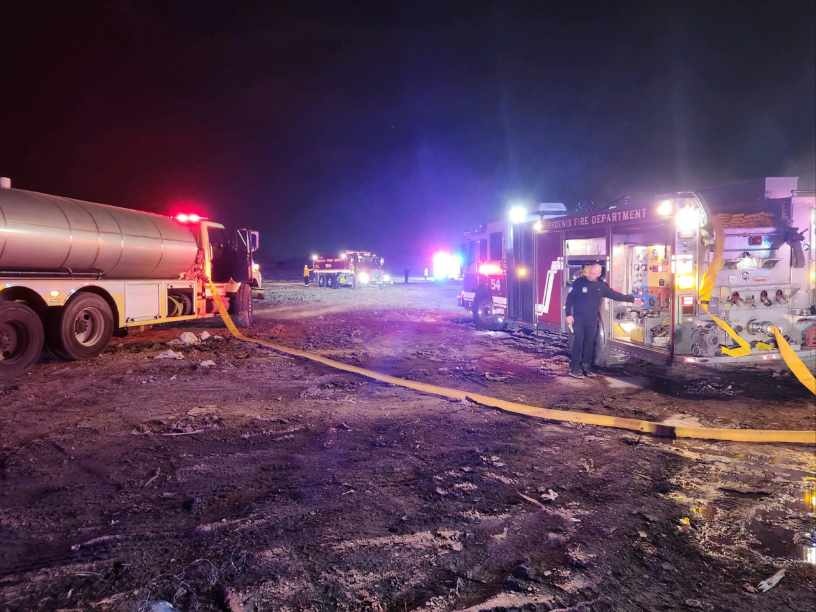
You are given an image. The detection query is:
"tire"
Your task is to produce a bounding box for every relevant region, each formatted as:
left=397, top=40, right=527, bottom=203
left=229, top=283, right=253, bottom=327
left=472, top=294, right=492, bottom=330
left=178, top=293, right=194, bottom=316
left=47, top=293, right=113, bottom=361
left=0, top=301, right=45, bottom=379
left=318, top=274, right=326, bottom=288
left=168, top=292, right=193, bottom=317
left=326, top=275, right=335, bottom=289
left=168, top=295, right=184, bottom=318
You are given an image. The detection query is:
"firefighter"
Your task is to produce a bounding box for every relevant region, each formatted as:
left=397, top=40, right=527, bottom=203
left=303, top=264, right=311, bottom=285
left=564, top=263, right=638, bottom=378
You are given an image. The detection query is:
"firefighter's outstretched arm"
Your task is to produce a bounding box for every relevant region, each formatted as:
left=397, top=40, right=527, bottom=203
left=601, top=282, right=635, bottom=303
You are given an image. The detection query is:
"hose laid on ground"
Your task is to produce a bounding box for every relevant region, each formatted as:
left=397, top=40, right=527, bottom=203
left=771, top=326, right=816, bottom=395
left=210, top=283, right=815, bottom=445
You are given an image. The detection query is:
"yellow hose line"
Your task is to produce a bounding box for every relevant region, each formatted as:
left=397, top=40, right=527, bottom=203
left=771, top=326, right=816, bottom=395
left=210, top=283, right=815, bottom=445
left=708, top=314, right=752, bottom=358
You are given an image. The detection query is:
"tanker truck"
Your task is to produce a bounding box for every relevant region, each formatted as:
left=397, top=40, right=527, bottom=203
left=0, top=178, right=259, bottom=378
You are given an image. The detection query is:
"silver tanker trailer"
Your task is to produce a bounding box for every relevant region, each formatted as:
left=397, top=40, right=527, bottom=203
left=0, top=178, right=260, bottom=378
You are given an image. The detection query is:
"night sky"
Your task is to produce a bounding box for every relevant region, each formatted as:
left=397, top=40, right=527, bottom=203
left=1, top=1, right=814, bottom=268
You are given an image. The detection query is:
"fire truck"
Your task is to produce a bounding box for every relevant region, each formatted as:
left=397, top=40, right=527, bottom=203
left=459, top=203, right=566, bottom=328
left=307, top=251, right=391, bottom=288
left=459, top=177, right=816, bottom=369
left=0, top=178, right=260, bottom=378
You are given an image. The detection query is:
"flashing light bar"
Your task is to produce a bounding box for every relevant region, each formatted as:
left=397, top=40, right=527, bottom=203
left=432, top=251, right=463, bottom=280
left=175, top=213, right=203, bottom=223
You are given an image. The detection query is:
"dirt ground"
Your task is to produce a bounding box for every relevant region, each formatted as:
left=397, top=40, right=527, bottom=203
left=1, top=281, right=814, bottom=611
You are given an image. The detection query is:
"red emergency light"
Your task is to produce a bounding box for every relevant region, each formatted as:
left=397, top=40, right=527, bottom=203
left=478, top=262, right=503, bottom=276
left=174, top=212, right=203, bottom=223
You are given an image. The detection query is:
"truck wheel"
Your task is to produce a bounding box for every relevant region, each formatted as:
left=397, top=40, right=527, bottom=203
left=318, top=274, right=326, bottom=288
left=472, top=295, right=492, bottom=329
left=47, top=293, right=114, bottom=361
left=0, top=301, right=45, bottom=379
left=326, top=275, right=335, bottom=288
left=229, top=283, right=253, bottom=327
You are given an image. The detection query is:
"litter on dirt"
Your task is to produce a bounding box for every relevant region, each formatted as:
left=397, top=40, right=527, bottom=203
left=757, top=568, right=786, bottom=592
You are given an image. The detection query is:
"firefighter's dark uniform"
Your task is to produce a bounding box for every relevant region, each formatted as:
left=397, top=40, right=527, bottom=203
left=565, top=277, right=634, bottom=374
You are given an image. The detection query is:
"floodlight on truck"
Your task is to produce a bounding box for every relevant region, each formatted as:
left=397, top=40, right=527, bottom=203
left=656, top=199, right=674, bottom=217
left=508, top=204, right=528, bottom=224
left=675, top=204, right=702, bottom=236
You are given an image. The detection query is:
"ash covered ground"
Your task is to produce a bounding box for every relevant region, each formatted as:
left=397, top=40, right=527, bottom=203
left=1, top=281, right=814, bottom=611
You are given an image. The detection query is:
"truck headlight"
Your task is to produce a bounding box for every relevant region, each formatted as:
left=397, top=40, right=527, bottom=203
left=357, top=271, right=370, bottom=285
left=383, top=274, right=391, bottom=282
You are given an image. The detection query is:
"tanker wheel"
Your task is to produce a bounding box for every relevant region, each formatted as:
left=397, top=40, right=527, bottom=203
left=229, top=283, right=253, bottom=328
left=0, top=301, right=45, bottom=380
left=47, top=293, right=113, bottom=361
left=318, top=274, right=326, bottom=288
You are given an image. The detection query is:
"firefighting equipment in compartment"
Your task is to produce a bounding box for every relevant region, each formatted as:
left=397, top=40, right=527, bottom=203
left=770, top=225, right=806, bottom=268
left=210, top=282, right=816, bottom=443
left=673, top=322, right=721, bottom=357
left=804, top=325, right=816, bottom=349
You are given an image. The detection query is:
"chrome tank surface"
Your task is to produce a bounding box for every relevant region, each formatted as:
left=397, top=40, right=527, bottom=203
left=0, top=188, right=199, bottom=279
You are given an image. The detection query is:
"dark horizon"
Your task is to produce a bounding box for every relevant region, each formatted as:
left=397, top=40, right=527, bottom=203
left=1, top=1, right=814, bottom=268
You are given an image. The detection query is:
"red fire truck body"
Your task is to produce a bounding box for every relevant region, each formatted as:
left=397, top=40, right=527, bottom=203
left=459, top=178, right=816, bottom=369
left=459, top=203, right=566, bottom=328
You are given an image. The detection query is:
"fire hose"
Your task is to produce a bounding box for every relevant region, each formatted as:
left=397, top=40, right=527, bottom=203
left=210, top=282, right=814, bottom=445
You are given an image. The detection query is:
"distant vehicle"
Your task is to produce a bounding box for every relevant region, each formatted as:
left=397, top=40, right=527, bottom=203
left=460, top=178, right=816, bottom=370
left=307, top=251, right=392, bottom=288
left=0, top=178, right=260, bottom=378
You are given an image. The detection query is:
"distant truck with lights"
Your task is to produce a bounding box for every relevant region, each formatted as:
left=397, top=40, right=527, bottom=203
left=0, top=178, right=260, bottom=378
left=460, top=177, right=816, bottom=369
left=306, top=251, right=391, bottom=288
